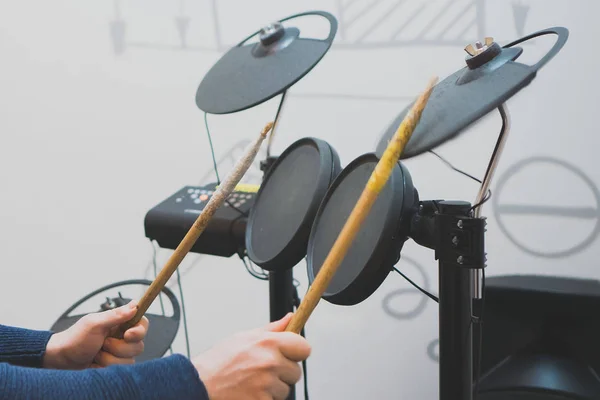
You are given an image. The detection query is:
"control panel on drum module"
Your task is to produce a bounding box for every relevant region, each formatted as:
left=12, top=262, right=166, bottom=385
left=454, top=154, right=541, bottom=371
left=144, top=182, right=259, bottom=257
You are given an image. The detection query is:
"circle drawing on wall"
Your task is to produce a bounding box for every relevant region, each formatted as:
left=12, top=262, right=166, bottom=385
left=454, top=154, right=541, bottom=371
left=382, top=256, right=432, bottom=321
left=493, top=156, right=600, bottom=258
left=427, top=338, right=439, bottom=363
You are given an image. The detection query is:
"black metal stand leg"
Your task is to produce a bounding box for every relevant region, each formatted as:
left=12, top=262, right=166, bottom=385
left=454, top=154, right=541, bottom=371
left=269, top=269, right=296, bottom=400
left=439, top=260, right=473, bottom=400
left=435, top=201, right=479, bottom=400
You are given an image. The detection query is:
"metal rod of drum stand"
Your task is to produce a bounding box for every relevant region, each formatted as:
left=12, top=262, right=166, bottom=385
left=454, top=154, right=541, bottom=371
left=472, top=103, right=511, bottom=299
left=471, top=103, right=511, bottom=399
left=260, top=90, right=297, bottom=400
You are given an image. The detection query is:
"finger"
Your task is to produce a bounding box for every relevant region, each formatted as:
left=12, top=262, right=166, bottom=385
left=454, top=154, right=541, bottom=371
left=94, top=350, right=135, bottom=367
left=262, top=313, right=293, bottom=333
left=123, top=316, right=149, bottom=343
left=102, top=337, right=145, bottom=358
left=269, top=332, right=311, bottom=362
left=86, top=301, right=138, bottom=332
left=269, top=379, right=291, bottom=400
left=276, top=358, right=302, bottom=386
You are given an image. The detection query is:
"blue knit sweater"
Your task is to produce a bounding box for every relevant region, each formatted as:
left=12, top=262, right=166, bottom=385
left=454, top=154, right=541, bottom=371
left=0, top=324, right=210, bottom=399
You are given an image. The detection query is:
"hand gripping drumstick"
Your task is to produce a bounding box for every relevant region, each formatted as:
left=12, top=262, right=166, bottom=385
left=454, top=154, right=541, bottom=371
left=286, top=77, right=438, bottom=334
left=115, top=122, right=274, bottom=337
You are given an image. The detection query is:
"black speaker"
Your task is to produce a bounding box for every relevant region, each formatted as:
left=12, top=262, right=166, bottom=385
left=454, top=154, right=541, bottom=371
left=474, top=274, right=600, bottom=399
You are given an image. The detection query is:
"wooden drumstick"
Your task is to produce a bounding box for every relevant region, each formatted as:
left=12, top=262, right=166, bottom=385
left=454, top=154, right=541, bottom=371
left=286, top=77, right=438, bottom=334
left=116, top=121, right=274, bottom=337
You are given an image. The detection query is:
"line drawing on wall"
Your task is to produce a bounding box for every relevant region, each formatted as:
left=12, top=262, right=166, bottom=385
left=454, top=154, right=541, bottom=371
left=334, top=0, right=489, bottom=49
left=492, top=156, right=600, bottom=259
left=109, top=0, right=531, bottom=55
left=381, top=255, right=433, bottom=321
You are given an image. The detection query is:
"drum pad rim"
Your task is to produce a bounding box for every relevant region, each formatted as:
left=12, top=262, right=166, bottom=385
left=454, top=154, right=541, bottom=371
left=245, top=137, right=342, bottom=271
left=306, top=152, right=416, bottom=305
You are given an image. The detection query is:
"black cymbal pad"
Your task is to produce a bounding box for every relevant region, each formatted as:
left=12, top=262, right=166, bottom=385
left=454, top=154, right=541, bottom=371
left=196, top=11, right=338, bottom=115
left=376, top=27, right=569, bottom=159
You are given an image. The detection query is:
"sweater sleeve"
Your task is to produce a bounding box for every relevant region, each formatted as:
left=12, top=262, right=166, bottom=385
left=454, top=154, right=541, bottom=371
left=0, top=354, right=210, bottom=400
left=0, top=325, right=53, bottom=368
left=0, top=325, right=210, bottom=399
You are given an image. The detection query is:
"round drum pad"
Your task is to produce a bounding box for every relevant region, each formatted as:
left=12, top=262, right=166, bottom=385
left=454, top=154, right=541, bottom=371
left=50, top=280, right=180, bottom=363
left=306, top=153, right=418, bottom=306
left=245, top=137, right=341, bottom=272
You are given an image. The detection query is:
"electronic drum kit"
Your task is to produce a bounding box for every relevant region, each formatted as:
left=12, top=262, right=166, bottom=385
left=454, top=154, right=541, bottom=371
left=50, top=10, right=570, bottom=400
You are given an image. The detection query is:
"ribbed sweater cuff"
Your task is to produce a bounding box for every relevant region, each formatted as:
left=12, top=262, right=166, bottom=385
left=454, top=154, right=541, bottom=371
left=0, top=325, right=53, bottom=368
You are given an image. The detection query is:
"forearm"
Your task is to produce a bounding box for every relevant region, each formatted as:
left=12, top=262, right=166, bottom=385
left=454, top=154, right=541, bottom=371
left=0, top=354, right=209, bottom=400
left=0, top=325, right=53, bottom=368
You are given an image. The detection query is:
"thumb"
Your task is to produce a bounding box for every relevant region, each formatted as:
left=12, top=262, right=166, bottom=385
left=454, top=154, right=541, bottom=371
left=88, top=300, right=138, bottom=330
left=262, top=313, right=294, bottom=332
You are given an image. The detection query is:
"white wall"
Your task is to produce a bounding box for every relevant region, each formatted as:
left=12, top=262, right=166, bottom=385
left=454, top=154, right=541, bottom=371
left=1, top=0, right=599, bottom=398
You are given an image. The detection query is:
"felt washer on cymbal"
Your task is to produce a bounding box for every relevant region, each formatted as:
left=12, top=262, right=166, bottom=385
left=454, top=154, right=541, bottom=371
left=306, top=153, right=418, bottom=306
left=245, top=137, right=341, bottom=272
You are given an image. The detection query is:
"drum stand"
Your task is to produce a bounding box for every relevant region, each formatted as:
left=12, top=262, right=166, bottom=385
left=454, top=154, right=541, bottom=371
left=259, top=94, right=299, bottom=400
left=411, top=104, right=510, bottom=400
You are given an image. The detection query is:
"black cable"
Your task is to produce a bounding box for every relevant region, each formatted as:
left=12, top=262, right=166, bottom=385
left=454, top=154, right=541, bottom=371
left=292, top=286, right=309, bottom=400
left=470, top=189, right=492, bottom=212
left=241, top=255, right=269, bottom=281
left=236, top=248, right=269, bottom=281
left=300, top=326, right=308, bottom=400
left=429, top=150, right=481, bottom=183
left=204, top=112, right=220, bottom=185
left=428, top=150, right=493, bottom=213
left=267, top=91, right=287, bottom=158
left=175, top=268, right=191, bottom=359
left=151, top=240, right=173, bottom=355
left=392, top=267, right=438, bottom=303
left=203, top=111, right=249, bottom=217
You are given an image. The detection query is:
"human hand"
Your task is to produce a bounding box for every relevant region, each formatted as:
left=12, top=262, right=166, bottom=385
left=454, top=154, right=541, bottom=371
left=43, top=300, right=149, bottom=370
left=193, top=313, right=311, bottom=400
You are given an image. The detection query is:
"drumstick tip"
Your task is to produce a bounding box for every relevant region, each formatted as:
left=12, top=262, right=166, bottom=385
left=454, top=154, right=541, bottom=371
left=261, top=121, right=275, bottom=138
left=426, top=76, right=439, bottom=91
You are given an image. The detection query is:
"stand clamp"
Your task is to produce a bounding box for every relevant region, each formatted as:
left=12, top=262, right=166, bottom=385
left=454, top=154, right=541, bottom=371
left=435, top=203, right=487, bottom=270
left=411, top=200, right=487, bottom=271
